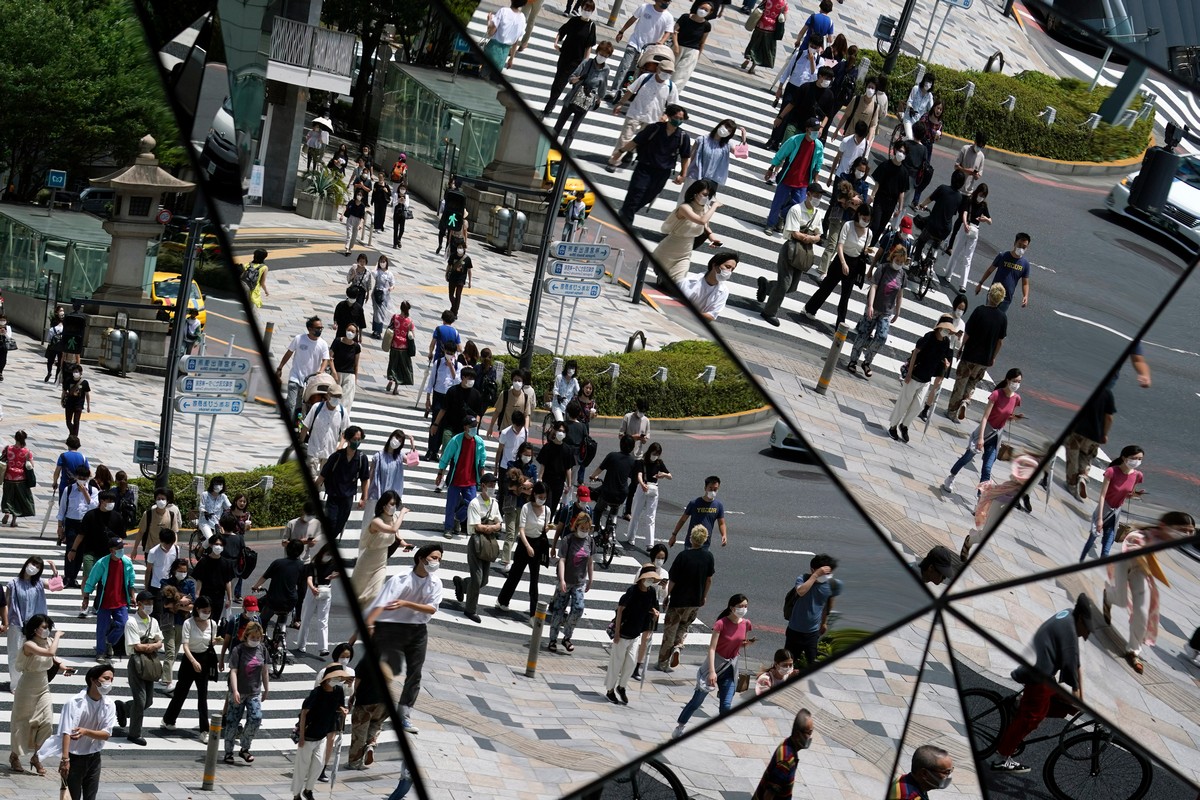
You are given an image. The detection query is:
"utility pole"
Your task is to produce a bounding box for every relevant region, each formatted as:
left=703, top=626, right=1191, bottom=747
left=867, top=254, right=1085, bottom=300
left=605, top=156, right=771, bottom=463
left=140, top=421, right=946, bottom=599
left=883, top=0, right=921, bottom=75
left=519, top=167, right=570, bottom=371
left=154, top=217, right=203, bottom=488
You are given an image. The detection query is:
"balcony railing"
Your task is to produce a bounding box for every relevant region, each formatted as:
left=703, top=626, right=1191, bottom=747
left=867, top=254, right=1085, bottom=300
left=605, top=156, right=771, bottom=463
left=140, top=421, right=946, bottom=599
left=269, top=18, right=354, bottom=79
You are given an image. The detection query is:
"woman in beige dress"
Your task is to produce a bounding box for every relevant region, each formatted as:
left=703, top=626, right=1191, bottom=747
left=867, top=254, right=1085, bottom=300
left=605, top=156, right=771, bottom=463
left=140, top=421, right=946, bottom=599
left=654, top=180, right=723, bottom=287
left=351, top=491, right=409, bottom=608
left=10, top=614, right=74, bottom=775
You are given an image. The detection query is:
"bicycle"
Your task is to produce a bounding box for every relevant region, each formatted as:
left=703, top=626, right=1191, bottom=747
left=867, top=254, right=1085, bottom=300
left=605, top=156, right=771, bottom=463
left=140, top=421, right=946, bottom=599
left=590, top=489, right=619, bottom=570
left=258, top=600, right=289, bottom=680
left=963, top=687, right=1152, bottom=800
left=904, top=225, right=942, bottom=302
left=590, top=756, right=688, bottom=799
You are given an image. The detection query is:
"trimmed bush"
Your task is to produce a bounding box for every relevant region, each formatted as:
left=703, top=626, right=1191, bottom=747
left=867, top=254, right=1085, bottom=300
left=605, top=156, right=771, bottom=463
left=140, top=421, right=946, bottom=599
left=131, top=460, right=310, bottom=529
left=498, top=340, right=767, bottom=419
left=883, top=54, right=1153, bottom=162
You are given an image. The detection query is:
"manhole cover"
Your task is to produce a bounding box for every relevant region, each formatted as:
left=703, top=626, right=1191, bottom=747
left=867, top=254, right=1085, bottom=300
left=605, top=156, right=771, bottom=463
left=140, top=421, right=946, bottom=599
left=778, top=469, right=828, bottom=482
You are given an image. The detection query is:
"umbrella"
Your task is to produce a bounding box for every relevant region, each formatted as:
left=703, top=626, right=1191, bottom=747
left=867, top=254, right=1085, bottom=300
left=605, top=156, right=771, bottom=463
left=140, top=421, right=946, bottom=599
left=311, top=116, right=334, bottom=132
left=923, top=366, right=951, bottom=436
left=327, top=695, right=353, bottom=797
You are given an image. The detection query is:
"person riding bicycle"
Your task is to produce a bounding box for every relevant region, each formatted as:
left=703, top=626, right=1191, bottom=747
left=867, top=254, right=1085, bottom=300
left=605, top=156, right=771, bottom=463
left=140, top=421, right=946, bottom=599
left=912, top=170, right=967, bottom=269
left=991, top=593, right=1107, bottom=774
left=248, top=539, right=306, bottom=645
left=551, top=484, right=593, bottom=553
left=587, top=436, right=638, bottom=536
left=868, top=215, right=915, bottom=280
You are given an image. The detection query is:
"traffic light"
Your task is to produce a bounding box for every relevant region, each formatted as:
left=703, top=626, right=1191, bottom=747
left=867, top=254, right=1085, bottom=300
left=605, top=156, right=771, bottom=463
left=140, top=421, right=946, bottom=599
left=62, top=312, right=87, bottom=355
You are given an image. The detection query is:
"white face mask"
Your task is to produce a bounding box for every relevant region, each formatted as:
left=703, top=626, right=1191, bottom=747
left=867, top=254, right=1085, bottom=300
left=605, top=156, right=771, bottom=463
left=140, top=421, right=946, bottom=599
left=37, top=627, right=49, bottom=639
left=855, top=169, right=867, bottom=180
left=327, top=398, right=340, bottom=409
left=922, top=82, right=932, bottom=91
left=424, top=559, right=441, bottom=573
left=101, top=502, right=115, bottom=513
left=954, top=309, right=963, bottom=319
left=654, top=557, right=665, bottom=568
left=175, top=571, right=188, bottom=581
left=696, top=8, right=708, bottom=17
left=594, top=55, right=606, bottom=66
left=339, top=657, right=352, bottom=666
left=385, top=504, right=398, bottom=516
left=456, top=248, right=465, bottom=257
left=389, top=437, right=401, bottom=450
left=865, top=88, right=876, bottom=97
left=520, top=455, right=532, bottom=464
left=1013, top=247, right=1026, bottom=257
left=704, top=490, right=717, bottom=500
left=933, top=775, right=953, bottom=790
left=247, top=638, right=262, bottom=647
left=641, top=579, right=655, bottom=588
left=463, top=379, right=475, bottom=389
left=732, top=606, right=748, bottom=618
left=344, top=333, right=357, bottom=343
left=717, top=125, right=732, bottom=137
left=581, top=10, right=594, bottom=19
left=198, top=611, right=211, bottom=620
left=25, top=565, right=38, bottom=577
left=1126, top=458, right=1143, bottom=469
left=154, top=499, right=167, bottom=510
left=574, top=528, right=590, bottom=539
left=139, top=604, right=153, bottom=617
left=554, top=432, right=566, bottom=443
left=566, top=369, right=575, bottom=377
left=1009, top=381, right=1021, bottom=392
left=97, top=680, right=114, bottom=695
left=716, top=268, right=732, bottom=282
left=817, top=79, right=831, bottom=88
left=512, top=381, right=523, bottom=391
left=891, top=153, right=904, bottom=165
left=534, top=497, right=546, bottom=507
left=211, top=545, right=224, bottom=556
left=816, top=574, right=831, bottom=583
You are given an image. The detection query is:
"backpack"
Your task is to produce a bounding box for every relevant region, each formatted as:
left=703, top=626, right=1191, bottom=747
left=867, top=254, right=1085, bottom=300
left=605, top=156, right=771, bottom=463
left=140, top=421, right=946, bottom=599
left=579, top=435, right=598, bottom=470
left=478, top=368, right=499, bottom=409
left=241, top=263, right=261, bottom=289
left=783, top=584, right=797, bottom=621
left=119, top=495, right=139, bottom=530
left=391, top=162, right=407, bottom=183
left=236, top=545, right=258, bottom=579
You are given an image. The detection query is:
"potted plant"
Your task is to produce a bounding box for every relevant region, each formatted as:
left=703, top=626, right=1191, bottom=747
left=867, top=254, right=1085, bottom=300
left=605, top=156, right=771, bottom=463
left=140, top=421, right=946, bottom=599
left=296, top=167, right=348, bottom=221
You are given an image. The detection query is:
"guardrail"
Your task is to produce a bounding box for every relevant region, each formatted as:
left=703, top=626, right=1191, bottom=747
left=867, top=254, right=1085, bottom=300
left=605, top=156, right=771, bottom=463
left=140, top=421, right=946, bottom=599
left=269, top=18, right=355, bottom=78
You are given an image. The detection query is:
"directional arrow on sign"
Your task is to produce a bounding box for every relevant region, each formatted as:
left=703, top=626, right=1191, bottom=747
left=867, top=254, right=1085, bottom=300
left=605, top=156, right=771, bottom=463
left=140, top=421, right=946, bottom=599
left=180, top=377, right=249, bottom=395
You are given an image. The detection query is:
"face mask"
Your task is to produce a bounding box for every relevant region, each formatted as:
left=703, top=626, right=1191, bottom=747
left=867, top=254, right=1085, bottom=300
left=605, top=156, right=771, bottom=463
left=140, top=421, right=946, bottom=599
left=389, top=437, right=401, bottom=450
left=594, top=55, right=605, bottom=65
left=934, top=775, right=953, bottom=790
left=641, top=579, right=655, bottom=588
left=247, top=638, right=262, bottom=647
left=716, top=268, right=732, bottom=282
left=25, top=565, right=38, bottom=577
left=1008, top=381, right=1021, bottom=393
left=512, top=381, right=523, bottom=391
left=1126, top=458, right=1143, bottom=469
left=696, top=8, right=708, bottom=16
left=797, top=735, right=812, bottom=750
left=534, top=497, right=546, bottom=507
left=554, top=432, right=566, bottom=443
left=211, top=545, right=224, bottom=556
left=139, top=605, right=153, bottom=617
left=37, top=628, right=49, bottom=639
left=327, top=398, right=340, bottom=409
left=72, top=370, right=82, bottom=378
left=855, top=169, right=867, bottom=179
left=954, top=309, right=963, bottom=319
left=466, top=427, right=477, bottom=437
left=385, top=503, right=398, bottom=516
left=566, top=369, right=575, bottom=377
left=1013, top=247, right=1026, bottom=257
left=704, top=490, right=716, bottom=500
left=891, top=153, right=904, bottom=165
left=175, top=571, right=188, bottom=581
left=425, top=559, right=441, bottom=573
left=156, top=499, right=167, bottom=509
left=348, top=439, right=362, bottom=450
left=858, top=217, right=871, bottom=227
left=456, top=248, right=465, bottom=257
left=344, top=334, right=356, bottom=343
left=657, top=73, right=669, bottom=83
left=817, top=79, right=831, bottom=89
left=463, top=379, right=475, bottom=389
left=922, top=82, right=932, bottom=90
left=732, top=606, right=748, bottom=618
left=97, top=681, right=113, bottom=695
left=865, top=88, right=876, bottom=97
left=774, top=665, right=791, bottom=675
left=336, top=657, right=352, bottom=668
left=99, top=502, right=115, bottom=513
left=213, top=485, right=224, bottom=493
left=816, top=574, right=831, bottom=583
left=574, top=528, right=590, bottom=538
left=654, top=557, right=665, bottom=568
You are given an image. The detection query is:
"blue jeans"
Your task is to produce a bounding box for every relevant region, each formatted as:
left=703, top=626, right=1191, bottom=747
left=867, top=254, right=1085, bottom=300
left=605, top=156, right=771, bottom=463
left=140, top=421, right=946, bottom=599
left=548, top=584, right=586, bottom=643
left=949, top=431, right=1001, bottom=484
left=1080, top=507, right=1120, bottom=561
left=766, top=184, right=808, bottom=229
left=677, top=663, right=737, bottom=724
left=387, top=769, right=415, bottom=800
left=444, top=484, right=477, bottom=533
left=96, top=605, right=128, bottom=657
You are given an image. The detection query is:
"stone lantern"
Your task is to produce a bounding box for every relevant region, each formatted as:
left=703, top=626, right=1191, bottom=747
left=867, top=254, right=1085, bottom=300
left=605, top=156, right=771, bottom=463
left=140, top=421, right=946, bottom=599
left=83, top=134, right=196, bottom=369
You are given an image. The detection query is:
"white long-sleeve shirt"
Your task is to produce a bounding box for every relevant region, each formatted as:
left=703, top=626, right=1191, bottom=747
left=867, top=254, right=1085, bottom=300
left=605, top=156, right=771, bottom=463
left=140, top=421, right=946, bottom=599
left=57, top=481, right=99, bottom=522
left=367, top=569, right=442, bottom=625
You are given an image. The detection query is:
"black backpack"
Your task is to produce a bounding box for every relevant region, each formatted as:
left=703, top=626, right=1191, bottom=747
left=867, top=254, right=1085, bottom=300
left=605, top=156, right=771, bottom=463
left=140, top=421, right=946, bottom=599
left=119, top=496, right=139, bottom=530
left=241, top=263, right=261, bottom=289
left=783, top=584, right=797, bottom=621
left=478, top=369, right=499, bottom=409
left=237, top=545, right=258, bottom=579
left=579, top=435, right=598, bottom=470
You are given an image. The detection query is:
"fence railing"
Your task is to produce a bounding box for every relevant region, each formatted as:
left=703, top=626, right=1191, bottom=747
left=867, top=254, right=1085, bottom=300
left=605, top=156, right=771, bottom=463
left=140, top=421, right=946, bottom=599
left=269, top=18, right=354, bottom=78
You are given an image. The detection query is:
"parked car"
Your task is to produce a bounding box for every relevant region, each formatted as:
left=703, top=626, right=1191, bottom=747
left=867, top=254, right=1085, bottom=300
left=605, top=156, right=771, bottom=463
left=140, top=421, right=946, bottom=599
left=149, top=271, right=207, bottom=328
left=76, top=188, right=116, bottom=216
left=1107, top=154, right=1200, bottom=253
left=768, top=418, right=810, bottom=456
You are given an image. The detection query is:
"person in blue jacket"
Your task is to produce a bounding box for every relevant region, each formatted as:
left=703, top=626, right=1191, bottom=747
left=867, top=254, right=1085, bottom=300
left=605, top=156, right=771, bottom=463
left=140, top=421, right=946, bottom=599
left=435, top=416, right=487, bottom=539
left=82, top=537, right=136, bottom=663
left=763, top=118, right=825, bottom=233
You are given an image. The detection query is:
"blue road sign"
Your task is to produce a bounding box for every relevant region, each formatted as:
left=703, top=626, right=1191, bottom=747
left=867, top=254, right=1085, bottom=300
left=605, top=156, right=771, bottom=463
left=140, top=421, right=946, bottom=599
left=177, top=356, right=252, bottom=375
left=47, top=170, right=67, bottom=189
left=174, top=396, right=244, bottom=415
left=544, top=278, right=602, bottom=299
left=549, top=242, right=611, bottom=262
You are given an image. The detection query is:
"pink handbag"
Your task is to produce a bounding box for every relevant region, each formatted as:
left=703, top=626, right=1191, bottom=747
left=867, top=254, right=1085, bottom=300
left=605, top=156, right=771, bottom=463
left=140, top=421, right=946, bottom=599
left=47, top=575, right=64, bottom=592
left=403, top=449, right=420, bottom=467
left=732, top=143, right=750, bottom=159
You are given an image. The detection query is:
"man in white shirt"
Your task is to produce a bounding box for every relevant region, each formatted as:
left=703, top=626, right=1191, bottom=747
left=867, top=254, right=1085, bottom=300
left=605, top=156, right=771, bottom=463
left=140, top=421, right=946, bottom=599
left=121, top=590, right=163, bottom=745
left=619, top=400, right=651, bottom=458
left=831, top=121, right=869, bottom=177
left=607, top=62, right=679, bottom=169
left=143, top=528, right=178, bottom=592
left=365, top=544, right=444, bottom=734
left=301, top=384, right=349, bottom=476
left=454, top=473, right=502, bottom=623
left=611, top=0, right=675, bottom=97
left=275, top=315, right=331, bottom=420
left=681, top=251, right=738, bottom=321
left=758, top=184, right=826, bottom=326
left=58, top=467, right=99, bottom=589
left=495, top=410, right=529, bottom=474
left=773, top=41, right=821, bottom=109
left=947, top=132, right=988, bottom=255
left=46, top=663, right=117, bottom=797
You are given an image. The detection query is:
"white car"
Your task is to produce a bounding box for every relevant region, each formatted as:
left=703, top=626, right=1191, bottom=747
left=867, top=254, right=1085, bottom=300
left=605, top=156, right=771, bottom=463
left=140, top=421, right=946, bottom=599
left=768, top=419, right=810, bottom=456
left=1107, top=154, right=1200, bottom=253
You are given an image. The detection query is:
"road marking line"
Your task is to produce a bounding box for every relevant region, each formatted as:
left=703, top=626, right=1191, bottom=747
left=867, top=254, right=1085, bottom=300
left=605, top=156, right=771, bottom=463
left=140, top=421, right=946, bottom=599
left=750, top=547, right=815, bottom=556
left=1052, top=310, right=1199, bottom=357
left=796, top=515, right=840, bottom=520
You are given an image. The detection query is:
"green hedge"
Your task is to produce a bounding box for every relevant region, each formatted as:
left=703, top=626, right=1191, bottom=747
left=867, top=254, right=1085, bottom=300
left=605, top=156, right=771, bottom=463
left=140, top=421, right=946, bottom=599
left=884, top=54, right=1152, bottom=162
left=130, top=460, right=309, bottom=529
left=498, top=340, right=767, bottom=418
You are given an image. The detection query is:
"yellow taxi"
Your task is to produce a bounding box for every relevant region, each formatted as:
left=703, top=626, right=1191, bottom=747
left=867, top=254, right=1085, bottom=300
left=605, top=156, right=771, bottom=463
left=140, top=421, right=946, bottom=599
left=159, top=230, right=223, bottom=262
left=149, top=272, right=207, bottom=328
left=545, top=149, right=595, bottom=216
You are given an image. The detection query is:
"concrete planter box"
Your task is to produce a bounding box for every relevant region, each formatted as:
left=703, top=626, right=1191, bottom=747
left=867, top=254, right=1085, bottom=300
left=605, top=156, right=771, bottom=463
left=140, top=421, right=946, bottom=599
left=295, top=193, right=337, bottom=222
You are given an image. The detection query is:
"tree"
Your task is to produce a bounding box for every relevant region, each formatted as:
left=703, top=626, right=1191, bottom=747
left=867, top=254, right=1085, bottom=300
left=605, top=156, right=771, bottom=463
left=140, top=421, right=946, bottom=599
left=0, top=0, right=185, bottom=199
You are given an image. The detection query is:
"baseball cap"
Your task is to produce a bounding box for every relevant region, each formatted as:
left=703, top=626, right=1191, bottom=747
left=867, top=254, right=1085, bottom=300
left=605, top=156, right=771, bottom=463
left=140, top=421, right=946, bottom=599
left=576, top=485, right=592, bottom=502
left=934, top=321, right=956, bottom=333
left=807, top=182, right=826, bottom=196
left=108, top=536, right=125, bottom=549
left=463, top=415, right=479, bottom=428
left=242, top=596, right=260, bottom=611
left=899, top=216, right=914, bottom=234
left=803, top=117, right=821, bottom=130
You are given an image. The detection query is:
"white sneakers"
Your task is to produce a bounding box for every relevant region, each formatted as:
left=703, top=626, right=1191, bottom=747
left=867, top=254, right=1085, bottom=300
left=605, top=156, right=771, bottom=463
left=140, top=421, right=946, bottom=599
left=941, top=477, right=954, bottom=494
left=672, top=724, right=686, bottom=740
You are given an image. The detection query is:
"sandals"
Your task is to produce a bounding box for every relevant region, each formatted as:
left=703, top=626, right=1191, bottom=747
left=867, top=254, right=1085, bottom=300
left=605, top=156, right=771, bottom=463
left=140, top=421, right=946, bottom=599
left=563, top=639, right=575, bottom=653
left=239, top=750, right=255, bottom=763
left=224, top=753, right=235, bottom=764
left=1126, top=652, right=1144, bottom=674
left=846, top=362, right=858, bottom=375
left=863, top=364, right=873, bottom=379
left=30, top=755, right=45, bottom=777
left=9, top=753, right=25, bottom=773
left=547, top=641, right=558, bottom=653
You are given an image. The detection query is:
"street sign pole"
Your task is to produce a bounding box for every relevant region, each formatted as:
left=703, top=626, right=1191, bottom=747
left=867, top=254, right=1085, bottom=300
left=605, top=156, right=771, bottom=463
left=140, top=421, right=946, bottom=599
left=200, top=336, right=236, bottom=476
left=883, top=0, right=920, bottom=75
left=924, top=4, right=955, bottom=62
left=155, top=217, right=203, bottom=488
left=519, top=161, right=571, bottom=371
left=561, top=298, right=582, bottom=355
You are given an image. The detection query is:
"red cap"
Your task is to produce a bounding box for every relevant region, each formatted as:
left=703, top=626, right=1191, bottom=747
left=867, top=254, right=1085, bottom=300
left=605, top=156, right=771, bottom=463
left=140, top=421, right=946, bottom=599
left=242, top=596, right=259, bottom=611
left=899, top=216, right=913, bottom=234
left=576, top=486, right=591, bottom=502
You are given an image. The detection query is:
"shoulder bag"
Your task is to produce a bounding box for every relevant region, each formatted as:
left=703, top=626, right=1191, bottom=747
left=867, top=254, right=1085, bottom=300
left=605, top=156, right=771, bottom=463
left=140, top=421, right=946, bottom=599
left=472, top=499, right=502, bottom=562
left=745, top=6, right=763, bottom=31
left=24, top=459, right=36, bottom=488
left=130, top=631, right=164, bottom=682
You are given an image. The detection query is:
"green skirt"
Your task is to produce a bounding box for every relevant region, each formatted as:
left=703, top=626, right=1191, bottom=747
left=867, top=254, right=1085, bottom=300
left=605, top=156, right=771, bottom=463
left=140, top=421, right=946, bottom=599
left=744, top=29, right=779, bottom=68
left=387, top=348, right=414, bottom=385
left=2, top=479, right=35, bottom=517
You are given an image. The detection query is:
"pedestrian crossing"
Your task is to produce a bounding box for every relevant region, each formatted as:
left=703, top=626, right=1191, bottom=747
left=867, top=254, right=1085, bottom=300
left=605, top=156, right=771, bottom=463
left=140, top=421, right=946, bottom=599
left=470, top=11, right=996, bottom=408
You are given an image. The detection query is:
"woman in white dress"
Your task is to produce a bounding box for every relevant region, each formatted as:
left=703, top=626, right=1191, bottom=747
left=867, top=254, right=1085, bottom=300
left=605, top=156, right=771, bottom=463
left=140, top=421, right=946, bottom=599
left=10, top=614, right=75, bottom=775
left=655, top=180, right=722, bottom=287
left=351, top=491, right=409, bottom=608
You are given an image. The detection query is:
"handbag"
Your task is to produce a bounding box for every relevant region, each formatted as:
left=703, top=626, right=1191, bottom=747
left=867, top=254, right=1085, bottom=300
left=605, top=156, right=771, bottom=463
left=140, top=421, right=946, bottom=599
left=745, top=6, right=763, bottom=30
left=404, top=449, right=420, bottom=467
left=404, top=206, right=414, bottom=220
left=773, top=12, right=786, bottom=40
left=735, top=643, right=752, bottom=692
left=372, top=287, right=385, bottom=305
left=47, top=575, right=64, bottom=592
left=405, top=334, right=417, bottom=357
left=130, top=635, right=165, bottom=682
left=732, top=143, right=750, bottom=159
left=24, top=460, right=36, bottom=488
left=381, top=330, right=393, bottom=352
left=997, top=426, right=1014, bottom=462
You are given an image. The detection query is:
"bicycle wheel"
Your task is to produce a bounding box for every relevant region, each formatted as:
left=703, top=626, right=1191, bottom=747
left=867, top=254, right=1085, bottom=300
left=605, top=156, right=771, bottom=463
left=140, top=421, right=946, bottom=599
left=270, top=635, right=287, bottom=680
left=602, top=529, right=617, bottom=569
left=188, top=529, right=206, bottom=567
left=916, top=263, right=934, bottom=301
left=633, top=758, right=688, bottom=800
left=1043, top=731, right=1152, bottom=800
left=961, top=688, right=1008, bottom=758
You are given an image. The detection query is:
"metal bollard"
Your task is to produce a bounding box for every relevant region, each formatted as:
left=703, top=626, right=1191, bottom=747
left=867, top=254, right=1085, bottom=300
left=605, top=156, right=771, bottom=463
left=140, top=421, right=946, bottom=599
left=814, top=323, right=850, bottom=395
left=202, top=712, right=223, bottom=790
left=524, top=601, right=549, bottom=677
left=262, top=321, right=274, bottom=353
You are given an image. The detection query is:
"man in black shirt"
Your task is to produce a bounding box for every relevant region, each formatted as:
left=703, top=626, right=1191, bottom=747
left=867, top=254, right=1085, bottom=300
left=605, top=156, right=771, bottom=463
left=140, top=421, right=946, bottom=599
left=542, top=0, right=598, bottom=115
left=192, top=534, right=236, bottom=621
left=913, top=171, right=966, bottom=264
left=947, top=283, right=1008, bottom=420
left=428, top=367, right=484, bottom=460
left=316, top=426, right=370, bottom=541
left=588, top=436, right=637, bottom=529
left=250, top=539, right=306, bottom=641
left=868, top=141, right=912, bottom=245
left=890, top=320, right=953, bottom=442
left=617, top=103, right=693, bottom=224
left=1064, top=387, right=1116, bottom=501
left=72, top=490, right=126, bottom=614
left=657, top=525, right=715, bottom=671
left=901, top=123, right=929, bottom=207
left=768, top=66, right=836, bottom=149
